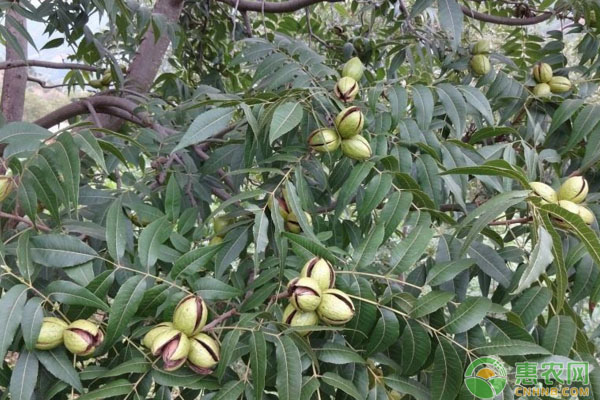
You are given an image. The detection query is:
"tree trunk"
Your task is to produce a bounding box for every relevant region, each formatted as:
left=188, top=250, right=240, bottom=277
left=97, top=0, right=184, bottom=131
left=1, top=5, right=28, bottom=122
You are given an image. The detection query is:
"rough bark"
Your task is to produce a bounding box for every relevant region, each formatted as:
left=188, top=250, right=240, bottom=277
left=1, top=5, right=28, bottom=122
left=96, top=0, right=185, bottom=131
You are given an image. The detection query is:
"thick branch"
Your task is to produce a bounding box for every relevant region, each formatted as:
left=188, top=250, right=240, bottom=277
left=33, top=0, right=184, bottom=134
left=125, top=0, right=184, bottom=93
left=95, top=106, right=146, bottom=126
left=96, top=0, right=185, bottom=131
left=1, top=7, right=28, bottom=122
left=216, top=0, right=342, bottom=13
left=33, top=96, right=147, bottom=128
left=460, top=5, right=553, bottom=25
left=33, top=96, right=180, bottom=140
left=0, top=60, right=96, bottom=71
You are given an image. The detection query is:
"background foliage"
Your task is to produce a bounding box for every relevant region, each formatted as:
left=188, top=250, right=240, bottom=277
left=1, top=0, right=600, bottom=399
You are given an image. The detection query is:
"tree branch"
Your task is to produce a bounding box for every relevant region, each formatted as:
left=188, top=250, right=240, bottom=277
left=305, top=7, right=331, bottom=48
left=267, top=290, right=291, bottom=307
left=0, top=60, right=96, bottom=71
left=95, top=0, right=185, bottom=131
left=94, top=105, right=146, bottom=127
left=194, top=146, right=236, bottom=191
left=1, top=7, right=28, bottom=122
left=396, top=0, right=430, bottom=44
left=212, top=187, right=232, bottom=201
left=202, top=308, right=238, bottom=331
left=33, top=96, right=147, bottom=128
left=196, top=122, right=246, bottom=152
left=317, top=201, right=471, bottom=214
left=155, top=153, right=234, bottom=203
left=440, top=203, right=464, bottom=212
left=216, top=0, right=342, bottom=13
left=0, top=211, right=51, bottom=232
left=31, top=0, right=189, bottom=139
left=460, top=5, right=554, bottom=25
left=27, top=76, right=70, bottom=89
left=242, top=11, right=252, bottom=37
left=83, top=100, right=102, bottom=127
left=488, top=216, right=532, bottom=225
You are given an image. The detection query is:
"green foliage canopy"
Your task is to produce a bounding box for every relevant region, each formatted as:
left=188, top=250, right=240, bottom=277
left=1, top=0, right=600, bottom=399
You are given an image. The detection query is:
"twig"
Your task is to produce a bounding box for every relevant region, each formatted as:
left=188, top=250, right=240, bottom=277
left=319, top=200, right=474, bottom=214
left=27, top=76, right=70, bottom=89
left=194, top=146, right=236, bottom=191
left=158, top=154, right=178, bottom=185
left=212, top=187, right=232, bottom=201
left=83, top=100, right=102, bottom=128
left=167, top=151, right=235, bottom=202
left=196, top=122, right=245, bottom=151
left=440, top=203, right=464, bottom=212
left=185, top=178, right=197, bottom=207
left=315, top=196, right=358, bottom=213
left=315, top=200, right=336, bottom=213
left=397, top=0, right=410, bottom=18
left=460, top=4, right=556, bottom=25
left=243, top=271, right=255, bottom=301
left=203, top=308, right=239, bottom=332
left=267, top=290, right=291, bottom=307
left=305, top=8, right=331, bottom=48
left=154, top=146, right=234, bottom=202
left=242, top=11, right=253, bottom=37
left=102, top=88, right=152, bottom=102
left=488, top=216, right=532, bottom=226
left=0, top=211, right=51, bottom=232
left=114, top=168, right=122, bottom=190
left=0, top=60, right=97, bottom=71
left=396, top=0, right=430, bottom=43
